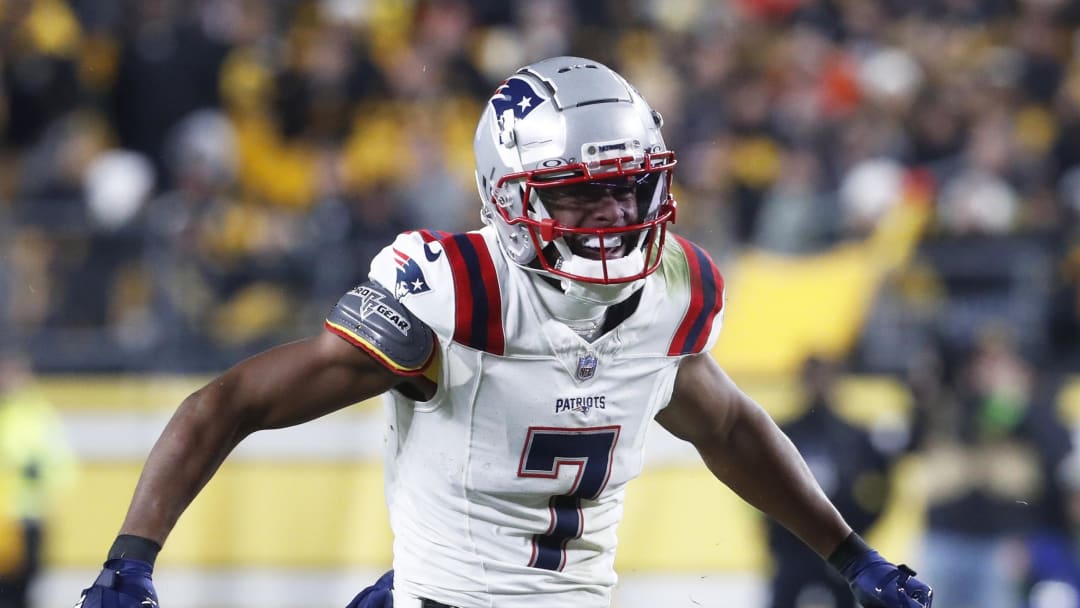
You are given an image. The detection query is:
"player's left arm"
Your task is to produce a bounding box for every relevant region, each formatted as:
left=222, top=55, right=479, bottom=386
left=657, top=353, right=933, bottom=608
left=658, top=354, right=850, bottom=555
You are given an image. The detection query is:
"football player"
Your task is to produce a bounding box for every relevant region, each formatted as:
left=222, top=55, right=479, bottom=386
left=77, top=57, right=931, bottom=608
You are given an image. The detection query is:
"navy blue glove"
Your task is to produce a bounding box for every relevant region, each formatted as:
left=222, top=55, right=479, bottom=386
left=346, top=570, right=394, bottom=608
left=75, top=558, right=158, bottom=608
left=830, top=534, right=932, bottom=608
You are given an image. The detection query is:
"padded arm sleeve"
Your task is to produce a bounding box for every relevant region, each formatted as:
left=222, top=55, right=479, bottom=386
left=324, top=281, right=436, bottom=376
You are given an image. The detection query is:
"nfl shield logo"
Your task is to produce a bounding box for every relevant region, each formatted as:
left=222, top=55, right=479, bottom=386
left=576, top=353, right=598, bottom=381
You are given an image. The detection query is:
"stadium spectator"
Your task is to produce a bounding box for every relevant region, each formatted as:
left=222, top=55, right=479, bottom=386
left=0, top=350, right=76, bottom=608
left=918, top=326, right=1072, bottom=608
left=767, top=356, right=896, bottom=608
left=107, top=0, right=230, bottom=188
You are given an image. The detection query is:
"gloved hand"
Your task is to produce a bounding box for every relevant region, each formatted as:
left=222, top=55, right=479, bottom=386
left=844, top=551, right=932, bottom=607
left=831, top=534, right=932, bottom=608
left=346, top=570, right=394, bottom=608
left=75, top=558, right=158, bottom=608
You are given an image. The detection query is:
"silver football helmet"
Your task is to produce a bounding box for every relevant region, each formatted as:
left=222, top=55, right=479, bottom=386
left=473, top=56, right=677, bottom=305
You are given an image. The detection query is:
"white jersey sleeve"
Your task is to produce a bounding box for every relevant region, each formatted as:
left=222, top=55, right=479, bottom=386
left=368, top=230, right=458, bottom=341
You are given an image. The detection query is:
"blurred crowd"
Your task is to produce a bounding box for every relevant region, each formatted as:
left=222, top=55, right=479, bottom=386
left=3, top=2, right=1080, bottom=606
left=0, top=0, right=1078, bottom=374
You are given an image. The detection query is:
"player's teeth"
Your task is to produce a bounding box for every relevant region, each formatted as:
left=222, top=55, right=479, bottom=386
left=582, top=236, right=622, bottom=249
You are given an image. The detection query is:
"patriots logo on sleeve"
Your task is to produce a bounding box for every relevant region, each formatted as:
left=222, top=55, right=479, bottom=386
left=394, top=247, right=432, bottom=299
left=490, top=77, right=546, bottom=120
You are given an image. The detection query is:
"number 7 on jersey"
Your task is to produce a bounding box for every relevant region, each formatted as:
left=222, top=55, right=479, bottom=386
left=517, top=426, right=621, bottom=571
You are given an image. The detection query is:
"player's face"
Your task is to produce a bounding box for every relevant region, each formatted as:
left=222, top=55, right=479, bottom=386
left=539, top=178, right=641, bottom=260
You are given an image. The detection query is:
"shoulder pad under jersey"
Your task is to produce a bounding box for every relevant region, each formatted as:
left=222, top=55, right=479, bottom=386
left=368, top=230, right=456, bottom=338
left=325, top=281, right=435, bottom=376
left=368, top=229, right=506, bottom=355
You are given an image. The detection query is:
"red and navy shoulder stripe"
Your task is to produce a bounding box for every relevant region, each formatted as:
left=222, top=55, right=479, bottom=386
left=668, top=235, right=725, bottom=356
left=412, top=229, right=451, bottom=242
left=439, top=232, right=505, bottom=355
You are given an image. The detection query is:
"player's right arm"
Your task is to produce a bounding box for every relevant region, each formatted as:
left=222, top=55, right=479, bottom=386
left=118, top=329, right=400, bottom=545
left=78, top=280, right=435, bottom=608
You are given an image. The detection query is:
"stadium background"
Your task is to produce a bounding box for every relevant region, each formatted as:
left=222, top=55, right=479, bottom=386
left=2, top=0, right=1080, bottom=606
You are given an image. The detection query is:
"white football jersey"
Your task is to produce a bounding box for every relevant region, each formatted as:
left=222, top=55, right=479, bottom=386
left=357, top=226, right=724, bottom=608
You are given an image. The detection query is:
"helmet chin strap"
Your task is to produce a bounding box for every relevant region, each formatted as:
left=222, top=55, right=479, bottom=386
left=557, top=249, right=647, bottom=305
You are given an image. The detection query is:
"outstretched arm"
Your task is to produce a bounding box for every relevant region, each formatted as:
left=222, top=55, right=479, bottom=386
left=78, top=330, right=406, bottom=608
left=118, top=330, right=401, bottom=545
left=657, top=353, right=932, bottom=607
left=80, top=279, right=436, bottom=608
left=656, top=352, right=850, bottom=556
